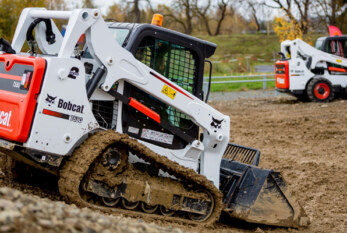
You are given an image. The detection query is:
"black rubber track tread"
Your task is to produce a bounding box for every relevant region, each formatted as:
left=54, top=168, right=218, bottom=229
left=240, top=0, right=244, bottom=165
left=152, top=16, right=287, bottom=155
left=307, top=78, right=334, bottom=102
left=58, top=130, right=223, bottom=226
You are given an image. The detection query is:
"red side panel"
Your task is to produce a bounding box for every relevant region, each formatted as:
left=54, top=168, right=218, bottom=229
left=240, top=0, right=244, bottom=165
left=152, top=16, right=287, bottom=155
left=275, top=60, right=289, bottom=89
left=328, top=66, right=347, bottom=73
left=0, top=54, right=46, bottom=143
left=128, top=97, right=161, bottom=123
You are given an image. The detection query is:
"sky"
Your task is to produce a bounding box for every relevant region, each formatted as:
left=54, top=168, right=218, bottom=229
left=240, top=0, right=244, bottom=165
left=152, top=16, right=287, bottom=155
left=67, top=0, right=174, bottom=15
left=66, top=0, right=278, bottom=20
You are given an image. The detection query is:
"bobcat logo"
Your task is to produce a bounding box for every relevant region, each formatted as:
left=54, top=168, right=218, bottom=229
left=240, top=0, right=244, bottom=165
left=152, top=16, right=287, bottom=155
left=45, top=94, right=57, bottom=106
left=211, top=117, right=223, bottom=129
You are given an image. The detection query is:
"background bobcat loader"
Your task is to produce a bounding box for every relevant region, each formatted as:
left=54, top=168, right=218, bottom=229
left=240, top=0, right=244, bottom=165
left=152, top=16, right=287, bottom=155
left=0, top=8, right=308, bottom=228
left=275, top=26, right=347, bottom=102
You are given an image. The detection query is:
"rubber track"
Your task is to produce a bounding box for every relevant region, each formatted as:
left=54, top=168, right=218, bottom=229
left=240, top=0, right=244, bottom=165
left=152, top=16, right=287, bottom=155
left=58, top=130, right=223, bottom=226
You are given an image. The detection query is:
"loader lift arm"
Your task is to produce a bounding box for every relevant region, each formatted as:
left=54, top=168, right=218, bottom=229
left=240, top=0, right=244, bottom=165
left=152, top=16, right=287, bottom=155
left=281, top=39, right=347, bottom=70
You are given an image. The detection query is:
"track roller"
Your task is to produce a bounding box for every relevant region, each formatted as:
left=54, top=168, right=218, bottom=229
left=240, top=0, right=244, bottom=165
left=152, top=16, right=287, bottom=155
left=187, top=191, right=214, bottom=222
left=122, top=198, right=139, bottom=210
left=102, top=197, right=120, bottom=207
left=141, top=202, right=158, bottom=214
left=159, top=206, right=175, bottom=216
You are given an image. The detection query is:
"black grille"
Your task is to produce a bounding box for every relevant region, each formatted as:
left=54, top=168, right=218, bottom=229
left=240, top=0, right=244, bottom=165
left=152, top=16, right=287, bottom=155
left=275, top=64, right=285, bottom=74
left=136, top=38, right=197, bottom=93
left=134, top=36, right=198, bottom=129
left=166, top=46, right=196, bottom=93
left=92, top=101, right=114, bottom=129
left=223, top=143, right=260, bottom=166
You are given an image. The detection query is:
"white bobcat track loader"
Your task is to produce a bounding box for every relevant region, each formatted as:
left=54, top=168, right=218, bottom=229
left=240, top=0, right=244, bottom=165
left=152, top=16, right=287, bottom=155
left=0, top=8, right=308, bottom=228
left=275, top=37, right=347, bottom=102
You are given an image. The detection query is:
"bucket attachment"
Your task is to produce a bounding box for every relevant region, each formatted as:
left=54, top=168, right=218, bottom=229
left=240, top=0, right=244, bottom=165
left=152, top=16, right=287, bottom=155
left=220, top=144, right=309, bottom=228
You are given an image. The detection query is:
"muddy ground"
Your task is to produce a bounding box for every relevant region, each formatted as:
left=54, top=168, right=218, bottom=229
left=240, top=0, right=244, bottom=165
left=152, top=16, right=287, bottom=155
left=0, top=96, right=346, bottom=233
left=208, top=96, right=347, bottom=233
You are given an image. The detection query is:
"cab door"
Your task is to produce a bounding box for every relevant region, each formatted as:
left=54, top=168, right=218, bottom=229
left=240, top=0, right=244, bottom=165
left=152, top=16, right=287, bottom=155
left=122, top=28, right=205, bottom=149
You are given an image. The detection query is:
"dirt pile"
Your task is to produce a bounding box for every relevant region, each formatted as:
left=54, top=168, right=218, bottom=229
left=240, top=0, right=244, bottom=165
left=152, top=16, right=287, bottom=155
left=0, top=187, right=184, bottom=233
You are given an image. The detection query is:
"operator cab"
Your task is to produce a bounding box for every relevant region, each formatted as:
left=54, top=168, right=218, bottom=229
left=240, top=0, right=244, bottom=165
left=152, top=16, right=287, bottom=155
left=83, top=23, right=216, bottom=149
left=315, top=36, right=347, bottom=58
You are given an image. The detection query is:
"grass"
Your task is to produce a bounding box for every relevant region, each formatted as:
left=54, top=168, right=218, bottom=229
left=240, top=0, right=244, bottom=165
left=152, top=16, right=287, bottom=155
left=199, top=34, right=280, bottom=62
left=209, top=80, right=276, bottom=92
left=199, top=34, right=279, bottom=92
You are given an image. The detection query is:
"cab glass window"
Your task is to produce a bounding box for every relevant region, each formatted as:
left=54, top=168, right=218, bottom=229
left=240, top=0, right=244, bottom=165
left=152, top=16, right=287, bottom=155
left=325, top=39, right=346, bottom=58
left=315, top=38, right=324, bottom=50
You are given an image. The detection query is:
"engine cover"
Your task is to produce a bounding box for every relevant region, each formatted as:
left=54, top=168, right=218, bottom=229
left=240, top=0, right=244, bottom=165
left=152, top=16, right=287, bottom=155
left=0, top=54, right=46, bottom=142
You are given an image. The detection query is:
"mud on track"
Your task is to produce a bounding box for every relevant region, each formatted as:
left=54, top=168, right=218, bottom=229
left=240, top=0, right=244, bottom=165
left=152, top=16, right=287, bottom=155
left=0, top=96, right=346, bottom=233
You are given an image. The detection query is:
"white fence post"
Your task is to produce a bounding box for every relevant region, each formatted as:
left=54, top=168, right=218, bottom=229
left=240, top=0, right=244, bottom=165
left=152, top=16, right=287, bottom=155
left=202, top=74, right=275, bottom=91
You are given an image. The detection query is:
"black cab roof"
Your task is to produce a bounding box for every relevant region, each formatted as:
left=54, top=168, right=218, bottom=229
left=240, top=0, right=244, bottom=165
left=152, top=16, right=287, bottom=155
left=107, top=22, right=217, bottom=59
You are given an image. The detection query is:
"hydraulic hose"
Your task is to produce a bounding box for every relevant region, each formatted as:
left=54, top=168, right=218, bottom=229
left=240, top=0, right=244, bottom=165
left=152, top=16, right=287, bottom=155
left=86, top=66, right=106, bottom=99
left=26, top=18, right=56, bottom=44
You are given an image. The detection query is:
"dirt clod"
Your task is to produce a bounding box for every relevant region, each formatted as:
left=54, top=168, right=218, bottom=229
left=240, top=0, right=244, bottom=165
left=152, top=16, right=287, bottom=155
left=254, top=228, right=265, bottom=233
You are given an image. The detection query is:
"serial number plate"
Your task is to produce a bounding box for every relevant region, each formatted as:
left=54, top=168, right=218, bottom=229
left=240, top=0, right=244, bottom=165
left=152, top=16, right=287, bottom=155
left=69, top=115, right=83, bottom=123
left=141, top=129, right=174, bottom=145
left=128, top=126, right=139, bottom=134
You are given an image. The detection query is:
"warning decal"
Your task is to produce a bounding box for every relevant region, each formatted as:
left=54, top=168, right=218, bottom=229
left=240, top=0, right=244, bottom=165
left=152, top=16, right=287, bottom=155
left=161, top=85, right=177, bottom=99
left=141, top=128, right=174, bottom=145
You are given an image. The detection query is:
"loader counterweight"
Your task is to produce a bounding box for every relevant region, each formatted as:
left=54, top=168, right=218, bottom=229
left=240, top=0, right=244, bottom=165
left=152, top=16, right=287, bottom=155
left=0, top=55, right=46, bottom=142
left=275, top=60, right=289, bottom=90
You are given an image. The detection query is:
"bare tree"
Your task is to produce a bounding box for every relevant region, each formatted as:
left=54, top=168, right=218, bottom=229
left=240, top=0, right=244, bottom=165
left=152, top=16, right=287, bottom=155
left=133, top=0, right=141, bottom=23
left=313, top=0, right=347, bottom=28
left=106, top=3, right=126, bottom=21
left=247, top=0, right=261, bottom=32
left=145, top=0, right=155, bottom=14
left=267, top=0, right=311, bottom=34
left=164, top=0, right=194, bottom=34
left=214, top=0, right=231, bottom=36
left=194, top=0, right=233, bottom=36
left=82, top=0, right=96, bottom=8
left=193, top=0, right=212, bottom=36
left=124, top=0, right=154, bottom=23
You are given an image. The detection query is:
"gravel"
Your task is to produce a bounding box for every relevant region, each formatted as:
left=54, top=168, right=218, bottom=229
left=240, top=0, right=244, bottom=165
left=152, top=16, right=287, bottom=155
left=0, top=187, right=184, bottom=233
